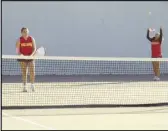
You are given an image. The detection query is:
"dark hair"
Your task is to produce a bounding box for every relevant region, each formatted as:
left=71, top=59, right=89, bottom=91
left=21, top=27, right=28, bottom=33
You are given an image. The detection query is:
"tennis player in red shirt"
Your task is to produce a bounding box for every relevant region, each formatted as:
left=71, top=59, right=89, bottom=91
left=16, top=27, right=36, bottom=92
left=146, top=27, right=163, bottom=81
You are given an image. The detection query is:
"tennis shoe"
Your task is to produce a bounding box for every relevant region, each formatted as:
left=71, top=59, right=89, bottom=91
left=155, top=77, right=160, bottom=81
left=153, top=76, right=157, bottom=81
left=23, top=88, right=27, bottom=92
left=22, top=84, right=27, bottom=92
left=153, top=76, right=160, bottom=81
left=31, top=84, right=35, bottom=92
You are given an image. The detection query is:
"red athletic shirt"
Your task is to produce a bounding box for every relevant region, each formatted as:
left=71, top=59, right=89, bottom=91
left=19, top=36, right=33, bottom=56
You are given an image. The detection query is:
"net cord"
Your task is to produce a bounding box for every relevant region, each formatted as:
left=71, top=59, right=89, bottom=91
left=2, top=55, right=168, bottom=62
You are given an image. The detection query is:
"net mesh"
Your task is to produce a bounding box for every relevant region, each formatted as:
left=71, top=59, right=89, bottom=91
left=2, top=55, right=168, bottom=109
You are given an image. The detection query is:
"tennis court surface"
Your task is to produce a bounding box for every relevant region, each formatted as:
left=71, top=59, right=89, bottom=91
left=2, top=55, right=168, bottom=129
left=2, top=107, right=168, bottom=130
left=2, top=75, right=168, bottom=108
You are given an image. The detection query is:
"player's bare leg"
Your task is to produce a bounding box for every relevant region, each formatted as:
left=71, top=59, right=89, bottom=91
left=155, top=61, right=160, bottom=80
left=20, top=62, right=28, bottom=92
left=152, top=61, right=160, bottom=81
left=28, top=61, right=35, bottom=91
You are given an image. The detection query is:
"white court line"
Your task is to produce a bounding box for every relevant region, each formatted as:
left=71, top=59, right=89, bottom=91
left=2, top=112, right=55, bottom=130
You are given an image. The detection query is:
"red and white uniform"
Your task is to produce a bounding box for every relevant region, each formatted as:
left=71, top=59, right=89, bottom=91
left=19, top=36, right=33, bottom=56
left=151, top=42, right=162, bottom=58
left=147, top=29, right=163, bottom=58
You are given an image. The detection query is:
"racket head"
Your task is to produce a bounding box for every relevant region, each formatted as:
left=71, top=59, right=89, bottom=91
left=35, top=46, right=46, bottom=56
left=149, top=28, right=156, bottom=38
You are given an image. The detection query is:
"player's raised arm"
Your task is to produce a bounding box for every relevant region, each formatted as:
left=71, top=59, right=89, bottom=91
left=159, top=27, right=163, bottom=43
left=146, top=28, right=152, bottom=42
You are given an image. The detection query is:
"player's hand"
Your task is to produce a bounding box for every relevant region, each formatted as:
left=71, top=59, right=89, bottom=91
left=148, top=28, right=152, bottom=32
left=149, top=28, right=155, bottom=32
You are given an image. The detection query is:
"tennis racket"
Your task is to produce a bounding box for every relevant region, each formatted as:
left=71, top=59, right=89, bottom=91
left=35, top=46, right=46, bottom=56
left=148, top=28, right=156, bottom=38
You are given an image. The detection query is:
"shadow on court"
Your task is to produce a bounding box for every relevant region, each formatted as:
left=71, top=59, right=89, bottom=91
left=2, top=74, right=168, bottom=83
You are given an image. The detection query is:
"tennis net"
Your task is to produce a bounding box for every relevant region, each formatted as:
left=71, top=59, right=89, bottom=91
left=2, top=55, right=168, bottom=109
